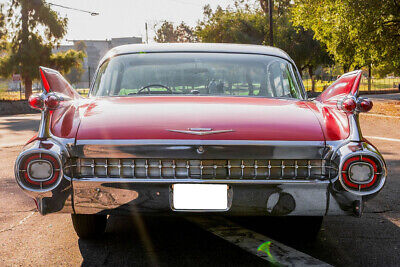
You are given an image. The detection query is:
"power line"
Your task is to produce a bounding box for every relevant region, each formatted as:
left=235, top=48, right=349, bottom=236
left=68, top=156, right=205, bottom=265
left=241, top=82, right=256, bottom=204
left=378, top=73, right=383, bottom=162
left=47, top=2, right=99, bottom=16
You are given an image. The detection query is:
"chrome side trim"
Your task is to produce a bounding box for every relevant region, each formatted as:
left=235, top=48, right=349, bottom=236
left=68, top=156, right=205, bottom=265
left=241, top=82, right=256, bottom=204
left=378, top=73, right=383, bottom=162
left=76, top=139, right=326, bottom=146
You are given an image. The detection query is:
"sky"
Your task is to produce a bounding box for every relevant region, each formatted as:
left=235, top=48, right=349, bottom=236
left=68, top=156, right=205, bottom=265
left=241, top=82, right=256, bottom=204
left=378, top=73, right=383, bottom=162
left=1, top=0, right=234, bottom=44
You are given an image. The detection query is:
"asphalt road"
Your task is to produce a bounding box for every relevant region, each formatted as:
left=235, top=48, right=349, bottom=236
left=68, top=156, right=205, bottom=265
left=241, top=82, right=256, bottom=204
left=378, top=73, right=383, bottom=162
left=0, top=103, right=399, bottom=266
left=366, top=92, right=400, bottom=100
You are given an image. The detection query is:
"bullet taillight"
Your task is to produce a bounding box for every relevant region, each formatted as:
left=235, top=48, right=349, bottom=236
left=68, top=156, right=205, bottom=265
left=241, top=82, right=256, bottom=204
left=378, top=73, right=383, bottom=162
left=358, top=99, right=373, bottom=112
left=44, top=95, right=60, bottom=110
left=28, top=94, right=63, bottom=110
left=28, top=94, right=44, bottom=110
left=341, top=98, right=357, bottom=113
left=339, top=97, right=373, bottom=113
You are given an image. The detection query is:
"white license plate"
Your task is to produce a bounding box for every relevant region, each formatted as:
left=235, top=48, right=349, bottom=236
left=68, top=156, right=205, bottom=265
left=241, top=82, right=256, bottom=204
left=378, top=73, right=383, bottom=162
left=172, top=184, right=228, bottom=210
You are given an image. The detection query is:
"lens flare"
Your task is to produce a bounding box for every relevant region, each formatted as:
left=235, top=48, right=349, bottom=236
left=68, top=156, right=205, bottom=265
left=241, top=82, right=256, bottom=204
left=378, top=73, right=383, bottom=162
left=257, top=241, right=278, bottom=264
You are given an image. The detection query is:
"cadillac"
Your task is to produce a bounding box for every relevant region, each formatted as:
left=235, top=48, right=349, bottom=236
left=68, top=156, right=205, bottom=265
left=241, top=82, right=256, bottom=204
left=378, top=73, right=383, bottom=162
left=15, top=43, right=386, bottom=239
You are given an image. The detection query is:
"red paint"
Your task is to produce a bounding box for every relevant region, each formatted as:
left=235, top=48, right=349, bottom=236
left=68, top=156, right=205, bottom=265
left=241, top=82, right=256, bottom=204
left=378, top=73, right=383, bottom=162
left=42, top=66, right=363, bottom=142
left=304, top=101, right=350, bottom=140
left=39, top=67, right=81, bottom=99
left=75, top=96, right=326, bottom=141
left=50, top=103, right=86, bottom=139
left=317, top=70, right=364, bottom=102
left=40, top=68, right=50, bottom=92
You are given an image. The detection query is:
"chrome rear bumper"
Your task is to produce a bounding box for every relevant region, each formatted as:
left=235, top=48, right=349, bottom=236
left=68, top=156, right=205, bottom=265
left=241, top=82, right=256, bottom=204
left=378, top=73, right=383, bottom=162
left=71, top=178, right=354, bottom=216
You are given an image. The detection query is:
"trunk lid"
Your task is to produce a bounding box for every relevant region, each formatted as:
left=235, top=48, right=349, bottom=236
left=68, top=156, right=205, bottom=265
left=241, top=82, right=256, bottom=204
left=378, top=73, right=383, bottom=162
left=76, top=96, right=325, bottom=141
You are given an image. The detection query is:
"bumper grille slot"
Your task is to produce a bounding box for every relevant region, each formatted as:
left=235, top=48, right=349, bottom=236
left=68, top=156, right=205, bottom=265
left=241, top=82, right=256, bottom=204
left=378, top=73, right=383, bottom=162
left=69, top=158, right=337, bottom=180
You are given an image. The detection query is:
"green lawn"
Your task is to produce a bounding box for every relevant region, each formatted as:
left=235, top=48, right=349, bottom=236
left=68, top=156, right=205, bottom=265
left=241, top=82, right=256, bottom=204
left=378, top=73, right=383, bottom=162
left=303, top=78, right=400, bottom=92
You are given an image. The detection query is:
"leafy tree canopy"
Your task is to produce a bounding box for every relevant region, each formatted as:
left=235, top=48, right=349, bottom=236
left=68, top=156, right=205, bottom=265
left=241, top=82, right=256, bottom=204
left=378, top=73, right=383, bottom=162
left=196, top=0, right=332, bottom=86
left=292, top=0, right=400, bottom=75
left=0, top=0, right=85, bottom=98
left=154, top=21, right=198, bottom=43
left=196, top=3, right=267, bottom=44
left=0, top=4, right=7, bottom=51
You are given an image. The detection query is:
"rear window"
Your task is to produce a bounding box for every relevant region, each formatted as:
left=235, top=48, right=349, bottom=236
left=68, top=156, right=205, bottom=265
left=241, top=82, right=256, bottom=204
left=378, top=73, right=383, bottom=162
left=91, top=52, right=304, bottom=99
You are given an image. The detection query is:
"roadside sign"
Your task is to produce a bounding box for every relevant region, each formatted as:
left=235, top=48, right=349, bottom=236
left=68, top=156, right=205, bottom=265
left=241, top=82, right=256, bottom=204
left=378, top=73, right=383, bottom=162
left=12, top=74, right=22, bottom=82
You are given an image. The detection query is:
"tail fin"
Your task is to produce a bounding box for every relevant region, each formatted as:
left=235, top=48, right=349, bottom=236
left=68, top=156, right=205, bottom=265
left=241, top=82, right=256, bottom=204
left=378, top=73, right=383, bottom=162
left=317, top=70, right=363, bottom=103
left=39, top=66, right=82, bottom=99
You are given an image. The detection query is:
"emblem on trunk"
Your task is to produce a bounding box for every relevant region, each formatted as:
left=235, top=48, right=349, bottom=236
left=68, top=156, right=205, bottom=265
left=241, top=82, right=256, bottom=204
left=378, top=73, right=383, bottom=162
left=167, top=128, right=234, bottom=135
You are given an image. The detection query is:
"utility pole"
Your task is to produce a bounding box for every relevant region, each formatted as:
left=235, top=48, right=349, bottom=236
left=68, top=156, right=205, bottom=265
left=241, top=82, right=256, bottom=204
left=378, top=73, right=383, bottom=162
left=145, top=22, right=149, bottom=44
left=268, top=0, right=273, bottom=46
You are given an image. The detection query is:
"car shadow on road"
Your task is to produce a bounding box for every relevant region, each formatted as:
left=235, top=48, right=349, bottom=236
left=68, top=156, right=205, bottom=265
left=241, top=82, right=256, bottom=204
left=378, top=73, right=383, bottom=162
left=0, top=118, right=40, bottom=132
left=78, top=215, right=268, bottom=267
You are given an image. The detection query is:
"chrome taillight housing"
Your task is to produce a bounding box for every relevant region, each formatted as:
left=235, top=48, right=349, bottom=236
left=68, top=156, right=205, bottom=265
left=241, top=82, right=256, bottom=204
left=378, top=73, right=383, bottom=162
left=340, top=154, right=385, bottom=194
left=15, top=151, right=62, bottom=191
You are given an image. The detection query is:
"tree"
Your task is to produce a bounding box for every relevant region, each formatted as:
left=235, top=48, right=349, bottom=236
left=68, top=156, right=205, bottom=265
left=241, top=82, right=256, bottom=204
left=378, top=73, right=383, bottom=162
left=0, top=4, right=7, bottom=51
left=65, top=41, right=86, bottom=85
left=196, top=4, right=267, bottom=44
left=0, top=0, right=85, bottom=98
left=261, top=0, right=333, bottom=91
left=292, top=0, right=400, bottom=76
left=154, top=21, right=198, bottom=43
left=196, top=1, right=332, bottom=91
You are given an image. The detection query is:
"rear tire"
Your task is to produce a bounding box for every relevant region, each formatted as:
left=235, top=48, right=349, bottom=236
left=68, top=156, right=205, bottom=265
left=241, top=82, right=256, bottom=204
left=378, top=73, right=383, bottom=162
left=71, top=214, right=107, bottom=239
left=284, top=216, right=323, bottom=241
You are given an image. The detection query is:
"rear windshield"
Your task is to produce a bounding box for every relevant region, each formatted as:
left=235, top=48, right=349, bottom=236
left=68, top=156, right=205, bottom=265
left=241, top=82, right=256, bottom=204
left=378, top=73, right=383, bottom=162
left=91, top=52, right=304, bottom=99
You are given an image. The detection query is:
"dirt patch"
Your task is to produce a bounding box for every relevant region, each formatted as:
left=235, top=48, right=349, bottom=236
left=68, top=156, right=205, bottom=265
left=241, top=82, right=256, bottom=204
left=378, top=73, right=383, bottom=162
left=370, top=100, right=400, bottom=117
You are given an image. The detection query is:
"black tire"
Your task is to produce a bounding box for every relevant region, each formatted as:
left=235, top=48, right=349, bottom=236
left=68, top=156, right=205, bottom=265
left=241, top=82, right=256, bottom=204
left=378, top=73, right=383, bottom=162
left=71, top=214, right=107, bottom=239
left=285, top=216, right=323, bottom=241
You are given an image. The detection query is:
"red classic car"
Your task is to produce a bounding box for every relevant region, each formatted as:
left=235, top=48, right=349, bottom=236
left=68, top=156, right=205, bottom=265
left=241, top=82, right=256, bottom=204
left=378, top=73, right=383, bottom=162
left=15, top=43, right=386, bottom=239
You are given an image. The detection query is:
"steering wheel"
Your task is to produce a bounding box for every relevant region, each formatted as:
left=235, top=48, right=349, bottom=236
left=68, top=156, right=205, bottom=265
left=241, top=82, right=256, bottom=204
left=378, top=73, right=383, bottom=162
left=137, top=84, right=172, bottom=94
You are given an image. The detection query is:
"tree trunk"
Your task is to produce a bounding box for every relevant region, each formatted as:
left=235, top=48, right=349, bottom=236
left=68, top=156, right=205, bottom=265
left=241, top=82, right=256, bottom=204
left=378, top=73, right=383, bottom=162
left=368, top=65, right=372, bottom=91
left=24, top=77, right=32, bottom=99
left=308, top=67, right=315, bottom=92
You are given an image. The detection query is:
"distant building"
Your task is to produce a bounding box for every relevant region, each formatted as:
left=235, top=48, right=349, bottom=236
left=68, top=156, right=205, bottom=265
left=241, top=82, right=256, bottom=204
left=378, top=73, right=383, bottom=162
left=54, top=36, right=142, bottom=87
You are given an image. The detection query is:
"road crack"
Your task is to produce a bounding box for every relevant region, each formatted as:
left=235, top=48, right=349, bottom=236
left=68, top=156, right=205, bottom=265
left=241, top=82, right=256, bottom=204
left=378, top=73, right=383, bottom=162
left=0, top=211, right=36, bottom=233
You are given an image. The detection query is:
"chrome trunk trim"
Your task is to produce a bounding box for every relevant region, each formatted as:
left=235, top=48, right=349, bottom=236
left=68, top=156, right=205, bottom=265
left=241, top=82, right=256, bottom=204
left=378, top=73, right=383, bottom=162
left=72, top=140, right=328, bottom=159
left=76, top=139, right=325, bottom=146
